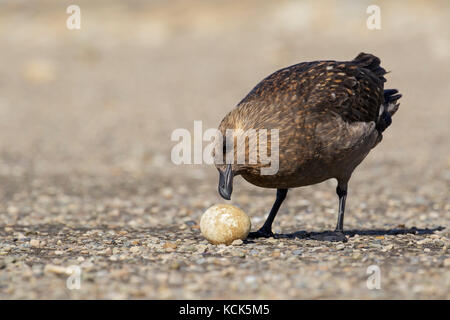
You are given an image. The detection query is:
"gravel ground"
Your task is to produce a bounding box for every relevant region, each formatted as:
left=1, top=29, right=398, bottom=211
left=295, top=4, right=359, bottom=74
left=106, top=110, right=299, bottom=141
left=0, top=0, right=449, bottom=299
left=0, top=172, right=448, bottom=299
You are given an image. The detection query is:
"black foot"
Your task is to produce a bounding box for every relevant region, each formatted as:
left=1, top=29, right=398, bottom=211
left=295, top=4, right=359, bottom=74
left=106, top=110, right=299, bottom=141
left=247, top=228, right=274, bottom=239
left=310, top=231, right=348, bottom=243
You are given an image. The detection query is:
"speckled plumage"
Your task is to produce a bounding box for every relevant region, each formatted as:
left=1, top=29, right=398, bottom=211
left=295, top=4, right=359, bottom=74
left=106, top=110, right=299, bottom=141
left=216, top=53, right=400, bottom=189
left=215, top=53, right=401, bottom=241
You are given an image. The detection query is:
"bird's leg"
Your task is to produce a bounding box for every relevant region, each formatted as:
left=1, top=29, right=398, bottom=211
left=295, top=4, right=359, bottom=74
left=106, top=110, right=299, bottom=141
left=311, top=182, right=348, bottom=242
left=247, top=189, right=288, bottom=238
left=335, top=184, right=347, bottom=233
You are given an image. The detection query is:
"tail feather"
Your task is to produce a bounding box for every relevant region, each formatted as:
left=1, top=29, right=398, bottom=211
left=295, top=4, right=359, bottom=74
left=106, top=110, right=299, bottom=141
left=353, top=53, right=402, bottom=133
left=353, top=52, right=387, bottom=83
left=383, top=89, right=402, bottom=116
left=377, top=89, right=402, bottom=132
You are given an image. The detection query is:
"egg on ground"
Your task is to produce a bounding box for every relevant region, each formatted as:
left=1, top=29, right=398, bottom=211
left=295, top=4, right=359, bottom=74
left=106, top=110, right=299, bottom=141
left=200, top=204, right=251, bottom=245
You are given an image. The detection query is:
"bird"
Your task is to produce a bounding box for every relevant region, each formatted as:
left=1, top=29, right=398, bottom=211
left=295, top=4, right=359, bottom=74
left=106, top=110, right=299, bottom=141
left=214, top=53, right=401, bottom=242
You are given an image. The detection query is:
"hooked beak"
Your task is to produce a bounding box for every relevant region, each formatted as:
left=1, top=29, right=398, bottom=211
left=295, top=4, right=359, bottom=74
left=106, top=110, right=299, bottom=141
left=218, top=164, right=233, bottom=200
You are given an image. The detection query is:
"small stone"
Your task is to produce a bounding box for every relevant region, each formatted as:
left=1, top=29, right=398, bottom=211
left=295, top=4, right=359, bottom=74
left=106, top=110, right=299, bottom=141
left=196, top=245, right=208, bottom=253
left=44, top=264, right=70, bottom=275
left=231, top=250, right=246, bottom=258
left=111, top=268, right=129, bottom=279
left=184, top=245, right=196, bottom=252
left=130, top=246, right=140, bottom=254
left=30, top=239, right=40, bottom=248
left=336, top=244, right=345, bottom=250
left=185, top=220, right=197, bottom=227
left=31, top=265, right=44, bottom=276
left=443, top=258, right=450, bottom=267
left=271, top=251, right=281, bottom=258
left=221, top=267, right=236, bottom=276
left=244, top=275, right=257, bottom=284
left=352, top=252, right=362, bottom=259
left=7, top=206, right=19, bottom=214
left=292, top=249, right=303, bottom=256
left=163, top=242, right=177, bottom=251
left=417, top=238, right=431, bottom=245
left=161, top=187, right=173, bottom=199
left=231, top=239, right=243, bottom=246
left=16, top=233, right=27, bottom=240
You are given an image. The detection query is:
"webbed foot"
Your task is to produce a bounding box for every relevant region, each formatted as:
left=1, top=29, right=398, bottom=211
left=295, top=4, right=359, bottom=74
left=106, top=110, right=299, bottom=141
left=247, top=228, right=274, bottom=239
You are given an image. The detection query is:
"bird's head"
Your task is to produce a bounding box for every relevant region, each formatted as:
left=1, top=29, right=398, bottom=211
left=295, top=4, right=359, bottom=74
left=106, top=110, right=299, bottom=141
left=213, top=124, right=241, bottom=201
left=213, top=110, right=262, bottom=200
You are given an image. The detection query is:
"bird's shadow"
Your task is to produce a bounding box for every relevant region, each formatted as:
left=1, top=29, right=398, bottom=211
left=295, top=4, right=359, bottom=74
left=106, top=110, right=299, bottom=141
left=274, top=226, right=445, bottom=240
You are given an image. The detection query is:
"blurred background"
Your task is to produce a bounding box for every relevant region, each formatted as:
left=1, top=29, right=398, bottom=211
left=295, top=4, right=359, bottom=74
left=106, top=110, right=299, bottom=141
left=0, top=0, right=449, bottom=299
left=0, top=0, right=448, bottom=179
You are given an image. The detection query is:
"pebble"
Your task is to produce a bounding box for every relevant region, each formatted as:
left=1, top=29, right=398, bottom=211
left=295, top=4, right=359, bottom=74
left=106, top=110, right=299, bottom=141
left=271, top=251, right=281, bottom=258
left=44, top=264, right=70, bottom=275
left=130, top=246, right=140, bottom=254
left=231, top=250, right=246, bottom=258
left=443, top=258, right=450, bottom=267
left=352, top=252, right=362, bottom=259
left=196, top=245, right=208, bottom=253
left=163, top=242, right=178, bottom=251
left=109, top=255, right=119, bottom=261
left=231, top=239, right=243, bottom=246
left=244, top=276, right=257, bottom=284
left=30, top=239, right=40, bottom=248
left=170, top=261, right=182, bottom=270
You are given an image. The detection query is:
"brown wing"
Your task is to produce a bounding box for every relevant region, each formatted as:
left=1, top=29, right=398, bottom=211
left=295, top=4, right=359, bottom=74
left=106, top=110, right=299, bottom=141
left=238, top=53, right=386, bottom=124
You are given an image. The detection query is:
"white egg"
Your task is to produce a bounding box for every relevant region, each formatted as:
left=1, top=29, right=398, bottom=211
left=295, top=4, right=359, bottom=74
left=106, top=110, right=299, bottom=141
left=200, top=204, right=251, bottom=245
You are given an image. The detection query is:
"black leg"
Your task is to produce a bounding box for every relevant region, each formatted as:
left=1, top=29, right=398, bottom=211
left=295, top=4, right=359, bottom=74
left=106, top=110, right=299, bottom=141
left=335, top=184, right=347, bottom=233
left=310, top=182, right=348, bottom=242
left=247, top=189, right=288, bottom=238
